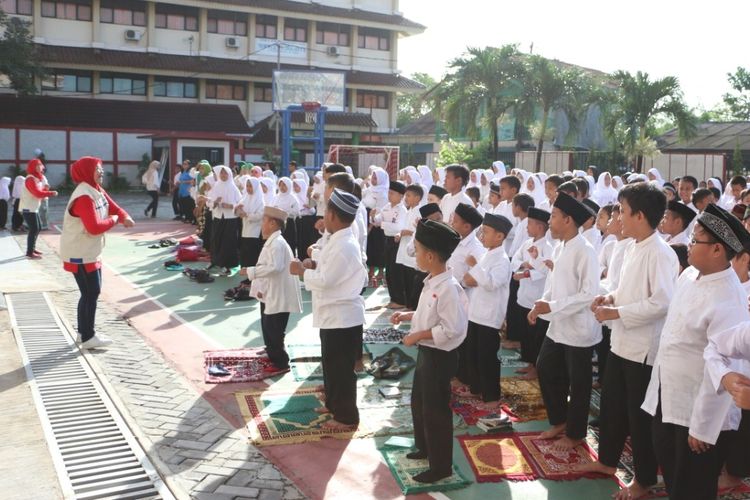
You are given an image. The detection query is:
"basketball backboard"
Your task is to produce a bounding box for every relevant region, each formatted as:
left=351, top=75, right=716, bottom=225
left=272, top=70, right=346, bottom=112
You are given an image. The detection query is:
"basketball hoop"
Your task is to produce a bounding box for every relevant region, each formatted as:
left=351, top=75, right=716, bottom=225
left=302, top=101, right=321, bottom=124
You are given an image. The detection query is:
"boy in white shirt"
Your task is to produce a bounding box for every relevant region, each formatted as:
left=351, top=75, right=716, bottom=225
left=528, top=192, right=600, bottom=451
left=512, top=207, right=553, bottom=380
left=486, top=182, right=502, bottom=213
left=372, top=181, right=408, bottom=308
left=427, top=185, right=447, bottom=205
left=506, top=193, right=535, bottom=348
left=464, top=213, right=512, bottom=402
left=578, top=182, right=678, bottom=500
left=395, top=184, right=425, bottom=310
left=390, top=219, right=466, bottom=483
left=246, top=206, right=302, bottom=371
left=659, top=200, right=696, bottom=246
left=290, top=189, right=367, bottom=430
left=439, top=164, right=472, bottom=224
left=581, top=198, right=602, bottom=253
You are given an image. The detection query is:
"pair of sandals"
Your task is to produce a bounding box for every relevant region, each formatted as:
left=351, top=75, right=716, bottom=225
left=163, top=260, right=184, bottom=271
left=183, top=267, right=215, bottom=283
left=148, top=238, right=178, bottom=249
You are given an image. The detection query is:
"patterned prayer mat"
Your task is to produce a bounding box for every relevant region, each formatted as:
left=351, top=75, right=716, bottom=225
left=203, top=348, right=287, bottom=384
left=362, top=327, right=408, bottom=344
left=590, top=388, right=601, bottom=416
left=516, top=432, right=601, bottom=481
left=289, top=352, right=373, bottom=382
left=499, top=350, right=527, bottom=369
left=499, top=377, right=548, bottom=422
left=457, top=434, right=537, bottom=482
left=379, top=446, right=471, bottom=495
left=450, top=393, right=519, bottom=426
left=236, top=385, right=415, bottom=446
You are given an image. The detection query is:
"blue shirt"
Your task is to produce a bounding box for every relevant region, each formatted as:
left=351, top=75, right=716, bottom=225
left=178, top=171, right=192, bottom=198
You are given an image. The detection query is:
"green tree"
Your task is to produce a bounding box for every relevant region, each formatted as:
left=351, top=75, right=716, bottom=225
left=722, top=67, right=750, bottom=120
left=435, top=139, right=471, bottom=167
left=430, top=45, right=525, bottom=160
left=0, top=10, right=46, bottom=95
left=603, top=71, right=696, bottom=172
left=396, top=72, right=437, bottom=127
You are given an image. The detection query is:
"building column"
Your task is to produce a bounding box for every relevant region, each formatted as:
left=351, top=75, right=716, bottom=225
left=351, top=25, right=358, bottom=69
left=146, top=2, right=156, bottom=51
left=31, top=0, right=41, bottom=37
left=198, top=8, right=208, bottom=55
left=390, top=31, right=398, bottom=71
left=146, top=74, right=155, bottom=101
left=91, top=0, right=101, bottom=46
left=248, top=13, right=256, bottom=54
left=349, top=89, right=357, bottom=113
left=308, top=20, right=316, bottom=66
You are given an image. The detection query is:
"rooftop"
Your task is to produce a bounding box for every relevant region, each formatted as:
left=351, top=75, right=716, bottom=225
left=657, top=122, right=750, bottom=151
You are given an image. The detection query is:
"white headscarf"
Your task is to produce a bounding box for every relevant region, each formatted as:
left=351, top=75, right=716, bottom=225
left=612, top=176, right=623, bottom=191
left=417, top=165, right=433, bottom=189
left=364, top=167, right=390, bottom=210
left=707, top=178, right=723, bottom=192
left=263, top=170, right=277, bottom=182
left=292, top=169, right=309, bottom=184
left=0, top=177, right=10, bottom=200
left=573, top=169, right=587, bottom=178
left=435, top=167, right=447, bottom=186
left=536, top=172, right=548, bottom=183
left=593, top=172, right=618, bottom=206
left=491, top=161, right=506, bottom=179
left=468, top=169, right=481, bottom=188
left=585, top=175, right=596, bottom=199
left=211, top=165, right=242, bottom=205
left=274, top=177, right=298, bottom=215
left=403, top=166, right=419, bottom=186
left=518, top=170, right=532, bottom=194
left=12, top=175, right=24, bottom=199
left=647, top=168, right=665, bottom=187
left=238, top=176, right=264, bottom=216
left=293, top=178, right=310, bottom=209
left=526, top=174, right=546, bottom=205
left=259, top=177, right=276, bottom=206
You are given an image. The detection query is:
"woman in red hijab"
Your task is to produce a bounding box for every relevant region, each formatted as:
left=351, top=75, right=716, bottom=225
left=60, top=156, right=134, bottom=349
left=18, top=158, right=57, bottom=258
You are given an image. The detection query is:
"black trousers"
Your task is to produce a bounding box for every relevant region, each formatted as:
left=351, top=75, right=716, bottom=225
left=296, top=215, right=317, bottom=261
left=145, top=190, right=158, bottom=217
left=320, top=326, right=361, bottom=425
left=282, top=218, right=297, bottom=258
left=210, top=217, right=239, bottom=269
left=0, top=199, right=7, bottom=228
left=466, top=321, right=501, bottom=401
left=652, top=402, right=720, bottom=500
left=22, top=210, right=40, bottom=256
left=537, top=336, right=593, bottom=440
left=718, top=409, right=750, bottom=477
left=179, top=196, right=196, bottom=223
left=171, top=189, right=180, bottom=216
left=505, top=278, right=523, bottom=341
left=518, top=305, right=548, bottom=365
left=11, top=198, right=23, bottom=230
left=72, top=265, right=102, bottom=343
left=366, top=226, right=385, bottom=268
left=406, top=268, right=427, bottom=311
left=260, top=302, right=290, bottom=369
left=239, top=237, right=263, bottom=268
left=597, top=352, right=657, bottom=486
left=595, top=326, right=612, bottom=382
left=412, top=345, right=458, bottom=476
left=200, top=210, right=213, bottom=252
left=384, top=236, right=406, bottom=305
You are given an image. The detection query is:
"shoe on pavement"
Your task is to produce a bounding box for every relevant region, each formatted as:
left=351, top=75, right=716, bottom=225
left=81, top=335, right=113, bottom=349
left=27, top=254, right=42, bottom=260
left=33, top=249, right=42, bottom=255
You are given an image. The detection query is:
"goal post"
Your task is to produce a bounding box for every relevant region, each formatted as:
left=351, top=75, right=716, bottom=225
left=327, top=145, right=400, bottom=180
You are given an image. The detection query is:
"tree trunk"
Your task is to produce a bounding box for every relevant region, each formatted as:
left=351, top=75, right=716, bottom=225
left=534, top=108, right=550, bottom=173
left=491, top=117, right=499, bottom=160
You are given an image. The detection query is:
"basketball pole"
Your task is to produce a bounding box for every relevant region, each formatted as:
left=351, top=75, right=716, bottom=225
left=281, top=105, right=326, bottom=177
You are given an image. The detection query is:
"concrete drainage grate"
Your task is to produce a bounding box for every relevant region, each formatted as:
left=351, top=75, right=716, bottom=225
left=6, top=292, right=175, bottom=500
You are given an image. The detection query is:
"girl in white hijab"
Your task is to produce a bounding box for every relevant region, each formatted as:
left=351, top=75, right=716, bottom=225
left=646, top=168, right=665, bottom=187
left=468, top=169, right=481, bottom=188
left=235, top=176, right=265, bottom=271
left=403, top=166, right=419, bottom=186
left=294, top=178, right=317, bottom=258
left=0, top=176, right=10, bottom=229
left=311, top=171, right=326, bottom=217
left=210, top=165, right=242, bottom=275
left=417, top=165, right=433, bottom=189
left=259, top=177, right=276, bottom=206
left=435, top=166, right=447, bottom=187
left=593, top=171, right=618, bottom=206
left=479, top=169, right=493, bottom=208
left=491, top=161, right=506, bottom=180
left=611, top=175, right=624, bottom=191
left=362, top=167, right=390, bottom=210
left=262, top=170, right=277, bottom=182
left=517, top=170, right=532, bottom=194
left=273, top=177, right=300, bottom=257
left=11, top=175, right=26, bottom=231
left=363, top=167, right=390, bottom=281
left=525, top=173, right=547, bottom=205
left=585, top=175, right=596, bottom=199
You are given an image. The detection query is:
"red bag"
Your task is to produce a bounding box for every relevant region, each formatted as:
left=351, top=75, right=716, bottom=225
left=179, top=235, right=198, bottom=246
left=177, top=245, right=202, bottom=262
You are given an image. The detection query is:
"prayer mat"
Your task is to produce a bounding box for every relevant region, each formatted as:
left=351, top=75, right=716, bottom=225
left=450, top=394, right=519, bottom=426
left=237, top=385, right=415, bottom=446
left=500, top=350, right=527, bottom=369
left=499, top=377, right=548, bottom=422
left=590, top=387, right=601, bottom=416
left=379, top=446, right=471, bottom=495
left=288, top=346, right=372, bottom=382
left=516, top=432, right=602, bottom=481
left=362, top=327, right=408, bottom=344
left=457, top=434, right=537, bottom=482
left=203, top=348, right=287, bottom=384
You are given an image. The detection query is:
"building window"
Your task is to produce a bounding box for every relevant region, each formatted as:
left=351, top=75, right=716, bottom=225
left=253, top=83, right=273, bottom=103
left=154, top=4, right=197, bottom=32
left=0, top=0, right=33, bottom=15
left=207, top=11, right=246, bottom=36
left=358, top=27, right=389, bottom=51
left=100, top=0, right=145, bottom=26
left=41, top=0, right=92, bottom=21
left=283, top=18, right=307, bottom=42
left=315, top=22, right=350, bottom=47
left=42, top=69, right=92, bottom=92
left=357, top=91, right=388, bottom=109
left=153, top=77, right=197, bottom=98
left=206, top=81, right=246, bottom=101
left=100, top=73, right=146, bottom=95
left=255, top=14, right=276, bottom=39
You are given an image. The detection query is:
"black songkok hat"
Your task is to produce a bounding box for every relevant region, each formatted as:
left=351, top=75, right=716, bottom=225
left=483, top=213, right=513, bottom=235
left=419, top=203, right=441, bottom=218
left=528, top=207, right=551, bottom=224
left=389, top=181, right=406, bottom=195
left=415, top=219, right=461, bottom=256
left=697, top=203, right=748, bottom=254
left=428, top=185, right=448, bottom=199
left=667, top=200, right=697, bottom=226
left=489, top=182, right=501, bottom=195
left=581, top=198, right=600, bottom=217
left=454, top=202, right=483, bottom=229
left=553, top=191, right=591, bottom=227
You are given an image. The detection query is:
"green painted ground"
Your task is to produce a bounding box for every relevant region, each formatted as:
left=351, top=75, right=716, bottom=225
left=104, top=233, right=620, bottom=499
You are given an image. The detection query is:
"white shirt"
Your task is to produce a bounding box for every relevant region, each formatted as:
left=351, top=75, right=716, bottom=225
left=507, top=217, right=529, bottom=259
left=247, top=230, right=302, bottom=315
left=600, top=238, right=633, bottom=294
left=411, top=270, right=469, bottom=351
left=664, top=228, right=690, bottom=246
left=581, top=226, right=602, bottom=254
left=539, top=234, right=601, bottom=347
left=239, top=204, right=264, bottom=238
left=374, top=202, right=407, bottom=237
left=642, top=266, right=750, bottom=444
left=396, top=206, right=421, bottom=269
left=467, top=245, right=511, bottom=329
left=538, top=198, right=552, bottom=212
left=440, top=191, right=473, bottom=224
left=512, top=236, right=553, bottom=309
left=447, top=230, right=487, bottom=288
left=608, top=232, right=679, bottom=365
left=598, top=234, right=617, bottom=276
left=303, top=226, right=367, bottom=329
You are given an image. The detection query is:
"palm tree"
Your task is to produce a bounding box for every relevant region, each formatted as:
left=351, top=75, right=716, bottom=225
left=603, top=70, right=696, bottom=172
left=521, top=56, right=595, bottom=172
left=429, top=45, right=525, bottom=160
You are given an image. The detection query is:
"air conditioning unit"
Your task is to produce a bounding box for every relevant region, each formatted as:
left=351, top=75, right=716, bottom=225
left=124, top=29, right=142, bottom=41
left=326, top=46, right=339, bottom=56
left=226, top=37, right=239, bottom=48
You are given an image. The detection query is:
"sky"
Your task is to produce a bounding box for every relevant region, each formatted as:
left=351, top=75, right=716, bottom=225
left=397, top=0, right=748, bottom=111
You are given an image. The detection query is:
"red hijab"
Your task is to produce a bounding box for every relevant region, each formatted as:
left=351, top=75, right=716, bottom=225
left=70, top=156, right=101, bottom=190
left=26, top=159, right=43, bottom=179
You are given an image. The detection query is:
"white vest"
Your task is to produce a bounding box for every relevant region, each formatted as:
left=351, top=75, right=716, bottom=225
left=18, top=175, right=42, bottom=212
left=60, top=183, right=110, bottom=265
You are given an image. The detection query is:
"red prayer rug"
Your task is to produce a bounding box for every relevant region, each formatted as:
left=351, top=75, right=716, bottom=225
left=203, top=348, right=288, bottom=384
